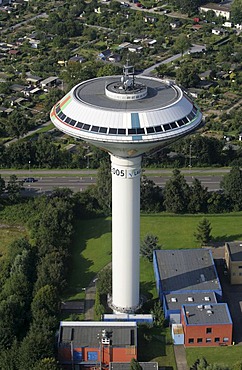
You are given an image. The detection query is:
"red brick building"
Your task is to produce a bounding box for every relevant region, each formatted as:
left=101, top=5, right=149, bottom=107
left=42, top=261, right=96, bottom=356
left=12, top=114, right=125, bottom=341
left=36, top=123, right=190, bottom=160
left=181, top=303, right=232, bottom=347
left=58, top=321, right=137, bottom=369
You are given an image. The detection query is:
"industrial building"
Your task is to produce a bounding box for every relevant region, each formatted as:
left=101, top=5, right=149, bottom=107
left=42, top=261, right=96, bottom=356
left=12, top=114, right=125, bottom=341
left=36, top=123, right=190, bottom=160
left=153, top=249, right=233, bottom=346
left=181, top=303, right=233, bottom=347
left=58, top=321, right=137, bottom=369
left=224, top=242, right=242, bottom=284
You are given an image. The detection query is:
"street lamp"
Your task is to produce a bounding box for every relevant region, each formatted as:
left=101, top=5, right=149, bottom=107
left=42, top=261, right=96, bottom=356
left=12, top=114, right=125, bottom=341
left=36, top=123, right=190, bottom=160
left=189, top=143, right=192, bottom=169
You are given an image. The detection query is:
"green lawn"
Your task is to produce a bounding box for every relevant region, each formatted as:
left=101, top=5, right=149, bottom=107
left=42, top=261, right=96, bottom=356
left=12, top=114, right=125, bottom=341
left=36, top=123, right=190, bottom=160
left=67, top=212, right=242, bottom=299
left=186, top=346, right=242, bottom=367
left=0, top=225, right=28, bottom=257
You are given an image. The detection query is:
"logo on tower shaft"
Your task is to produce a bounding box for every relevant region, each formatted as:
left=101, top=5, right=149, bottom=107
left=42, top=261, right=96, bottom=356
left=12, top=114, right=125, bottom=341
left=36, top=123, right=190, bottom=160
left=111, top=165, right=141, bottom=179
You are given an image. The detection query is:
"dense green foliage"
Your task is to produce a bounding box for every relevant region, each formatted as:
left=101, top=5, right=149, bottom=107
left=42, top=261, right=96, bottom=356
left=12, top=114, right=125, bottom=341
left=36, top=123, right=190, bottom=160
left=0, top=190, right=76, bottom=368
left=194, top=218, right=212, bottom=245
left=140, top=234, right=161, bottom=261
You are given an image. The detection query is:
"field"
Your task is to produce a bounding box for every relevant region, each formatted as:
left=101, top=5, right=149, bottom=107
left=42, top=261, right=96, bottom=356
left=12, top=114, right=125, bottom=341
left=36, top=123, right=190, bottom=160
left=66, top=212, right=242, bottom=367
left=0, top=224, right=27, bottom=258
left=1, top=209, right=242, bottom=367
left=68, top=212, right=242, bottom=299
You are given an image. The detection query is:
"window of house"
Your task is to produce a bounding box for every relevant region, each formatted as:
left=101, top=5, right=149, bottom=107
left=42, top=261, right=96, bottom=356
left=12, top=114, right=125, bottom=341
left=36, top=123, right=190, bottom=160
left=206, top=328, right=212, bottom=334
left=188, top=338, right=194, bottom=343
left=197, top=338, right=203, bottom=343
left=206, top=338, right=211, bottom=343
left=215, top=337, right=220, bottom=342
left=223, top=337, right=229, bottom=342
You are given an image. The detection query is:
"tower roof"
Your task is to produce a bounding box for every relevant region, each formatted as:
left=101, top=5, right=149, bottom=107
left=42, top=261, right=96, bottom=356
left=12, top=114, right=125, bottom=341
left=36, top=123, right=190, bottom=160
left=50, top=73, right=203, bottom=157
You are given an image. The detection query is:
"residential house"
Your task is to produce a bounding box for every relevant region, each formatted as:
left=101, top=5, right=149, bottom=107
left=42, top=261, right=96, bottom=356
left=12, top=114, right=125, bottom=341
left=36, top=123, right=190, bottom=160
left=170, top=20, right=181, bottom=29
left=23, top=86, right=41, bottom=97
left=212, top=28, right=226, bottom=36
left=181, top=303, right=232, bottom=347
left=69, top=54, right=85, bottom=63
left=98, top=49, right=112, bottom=60
left=127, top=44, right=143, bottom=53
left=199, top=3, right=231, bottom=20
left=40, top=76, right=58, bottom=90
left=224, top=242, right=242, bottom=284
left=108, top=54, right=121, bottom=63
left=144, top=15, right=157, bottom=24
left=25, top=73, right=42, bottom=86
left=58, top=321, right=137, bottom=369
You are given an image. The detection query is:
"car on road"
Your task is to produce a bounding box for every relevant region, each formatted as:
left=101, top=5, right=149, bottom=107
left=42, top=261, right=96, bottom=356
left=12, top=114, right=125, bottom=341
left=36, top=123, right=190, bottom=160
left=24, top=177, right=37, bottom=183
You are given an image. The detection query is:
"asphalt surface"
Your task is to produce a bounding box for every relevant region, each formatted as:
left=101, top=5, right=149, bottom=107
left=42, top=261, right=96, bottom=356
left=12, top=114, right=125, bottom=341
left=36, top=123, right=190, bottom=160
left=0, top=170, right=227, bottom=195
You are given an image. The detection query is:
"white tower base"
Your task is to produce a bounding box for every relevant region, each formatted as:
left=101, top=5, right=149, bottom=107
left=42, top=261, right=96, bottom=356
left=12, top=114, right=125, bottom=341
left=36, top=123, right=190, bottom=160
left=110, top=154, right=141, bottom=314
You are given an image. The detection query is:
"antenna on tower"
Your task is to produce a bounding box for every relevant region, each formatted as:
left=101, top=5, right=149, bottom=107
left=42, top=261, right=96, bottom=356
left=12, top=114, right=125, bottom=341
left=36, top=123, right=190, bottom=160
left=121, top=58, right=135, bottom=91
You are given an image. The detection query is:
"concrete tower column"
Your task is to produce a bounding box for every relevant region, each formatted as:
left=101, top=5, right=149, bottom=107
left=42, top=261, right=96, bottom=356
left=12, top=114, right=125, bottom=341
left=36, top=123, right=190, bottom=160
left=110, top=154, right=142, bottom=313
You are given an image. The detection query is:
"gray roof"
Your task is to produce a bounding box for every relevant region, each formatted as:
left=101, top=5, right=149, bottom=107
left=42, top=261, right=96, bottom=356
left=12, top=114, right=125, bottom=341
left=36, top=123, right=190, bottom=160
left=165, top=291, right=217, bottom=310
left=182, top=303, right=232, bottom=325
left=226, top=242, right=242, bottom=262
left=155, top=249, right=221, bottom=293
left=59, top=321, right=137, bottom=348
left=110, top=363, right=158, bottom=370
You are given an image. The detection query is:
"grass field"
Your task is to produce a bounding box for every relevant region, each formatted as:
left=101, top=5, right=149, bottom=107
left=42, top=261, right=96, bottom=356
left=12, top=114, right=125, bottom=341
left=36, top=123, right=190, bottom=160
left=0, top=224, right=27, bottom=257
left=67, top=213, right=242, bottom=299
left=186, top=346, right=242, bottom=367
left=66, top=212, right=242, bottom=366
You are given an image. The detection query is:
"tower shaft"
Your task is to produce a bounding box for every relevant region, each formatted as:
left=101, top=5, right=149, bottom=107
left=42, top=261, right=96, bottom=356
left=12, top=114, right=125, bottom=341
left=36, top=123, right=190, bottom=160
left=111, top=155, right=141, bottom=313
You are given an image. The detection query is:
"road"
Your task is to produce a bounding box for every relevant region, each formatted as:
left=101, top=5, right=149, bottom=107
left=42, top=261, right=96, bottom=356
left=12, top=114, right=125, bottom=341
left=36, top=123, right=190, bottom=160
left=1, top=169, right=229, bottom=195
left=142, top=44, right=206, bottom=76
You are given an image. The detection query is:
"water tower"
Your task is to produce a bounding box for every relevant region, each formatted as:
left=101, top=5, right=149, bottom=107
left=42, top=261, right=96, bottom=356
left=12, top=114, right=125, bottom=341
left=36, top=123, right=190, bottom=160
left=50, top=63, right=203, bottom=314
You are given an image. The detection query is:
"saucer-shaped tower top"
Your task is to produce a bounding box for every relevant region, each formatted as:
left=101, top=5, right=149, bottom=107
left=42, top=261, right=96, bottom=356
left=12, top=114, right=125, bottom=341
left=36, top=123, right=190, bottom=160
left=50, top=62, right=203, bottom=157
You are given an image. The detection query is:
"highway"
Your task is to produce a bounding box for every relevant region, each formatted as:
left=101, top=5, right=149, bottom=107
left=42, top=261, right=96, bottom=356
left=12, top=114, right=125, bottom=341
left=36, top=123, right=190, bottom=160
left=1, top=169, right=229, bottom=195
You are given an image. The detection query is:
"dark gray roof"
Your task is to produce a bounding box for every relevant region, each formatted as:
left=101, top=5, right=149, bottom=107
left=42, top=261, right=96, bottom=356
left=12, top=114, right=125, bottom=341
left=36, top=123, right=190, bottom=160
left=226, top=242, right=242, bottom=262
left=182, top=303, right=232, bottom=325
left=74, top=76, right=181, bottom=111
left=165, top=291, right=217, bottom=310
left=155, top=249, right=221, bottom=293
left=59, top=321, right=137, bottom=348
left=110, top=363, right=158, bottom=370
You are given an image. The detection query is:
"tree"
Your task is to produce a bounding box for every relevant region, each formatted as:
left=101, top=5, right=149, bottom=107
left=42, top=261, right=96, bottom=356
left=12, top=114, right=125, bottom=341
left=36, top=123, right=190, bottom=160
left=194, top=218, right=212, bottom=246
left=130, top=358, right=143, bottom=370
left=96, top=159, right=112, bottom=215
left=97, top=266, right=112, bottom=296
left=176, top=64, right=200, bottom=88
left=173, top=34, right=191, bottom=56
left=140, top=175, right=163, bottom=212
left=163, top=169, right=190, bottom=213
left=6, top=175, right=22, bottom=203
left=0, top=175, right=5, bottom=197
left=151, top=300, right=165, bottom=327
left=188, top=178, right=208, bottom=213
left=220, top=166, right=242, bottom=211
left=7, top=111, right=30, bottom=139
left=231, top=0, right=242, bottom=24
left=140, top=234, right=161, bottom=262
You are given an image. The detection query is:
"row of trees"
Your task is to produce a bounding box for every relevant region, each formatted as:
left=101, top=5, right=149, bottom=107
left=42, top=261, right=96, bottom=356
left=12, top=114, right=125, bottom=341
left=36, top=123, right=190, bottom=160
left=0, top=189, right=76, bottom=369
left=1, top=134, right=241, bottom=170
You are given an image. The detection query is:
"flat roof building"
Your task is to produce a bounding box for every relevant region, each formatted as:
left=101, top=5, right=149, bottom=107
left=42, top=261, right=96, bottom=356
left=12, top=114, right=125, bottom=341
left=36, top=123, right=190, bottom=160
left=225, top=242, right=242, bottom=284
left=153, top=249, right=222, bottom=301
left=181, top=303, right=232, bottom=347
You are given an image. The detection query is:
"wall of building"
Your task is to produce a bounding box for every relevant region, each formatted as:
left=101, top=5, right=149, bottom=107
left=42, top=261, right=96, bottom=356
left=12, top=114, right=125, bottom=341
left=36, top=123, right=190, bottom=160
left=58, top=346, right=137, bottom=366
left=181, top=314, right=232, bottom=347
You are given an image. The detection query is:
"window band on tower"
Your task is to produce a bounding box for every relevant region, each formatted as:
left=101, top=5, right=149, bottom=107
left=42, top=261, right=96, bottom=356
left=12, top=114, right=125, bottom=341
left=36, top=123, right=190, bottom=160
left=54, top=104, right=199, bottom=136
